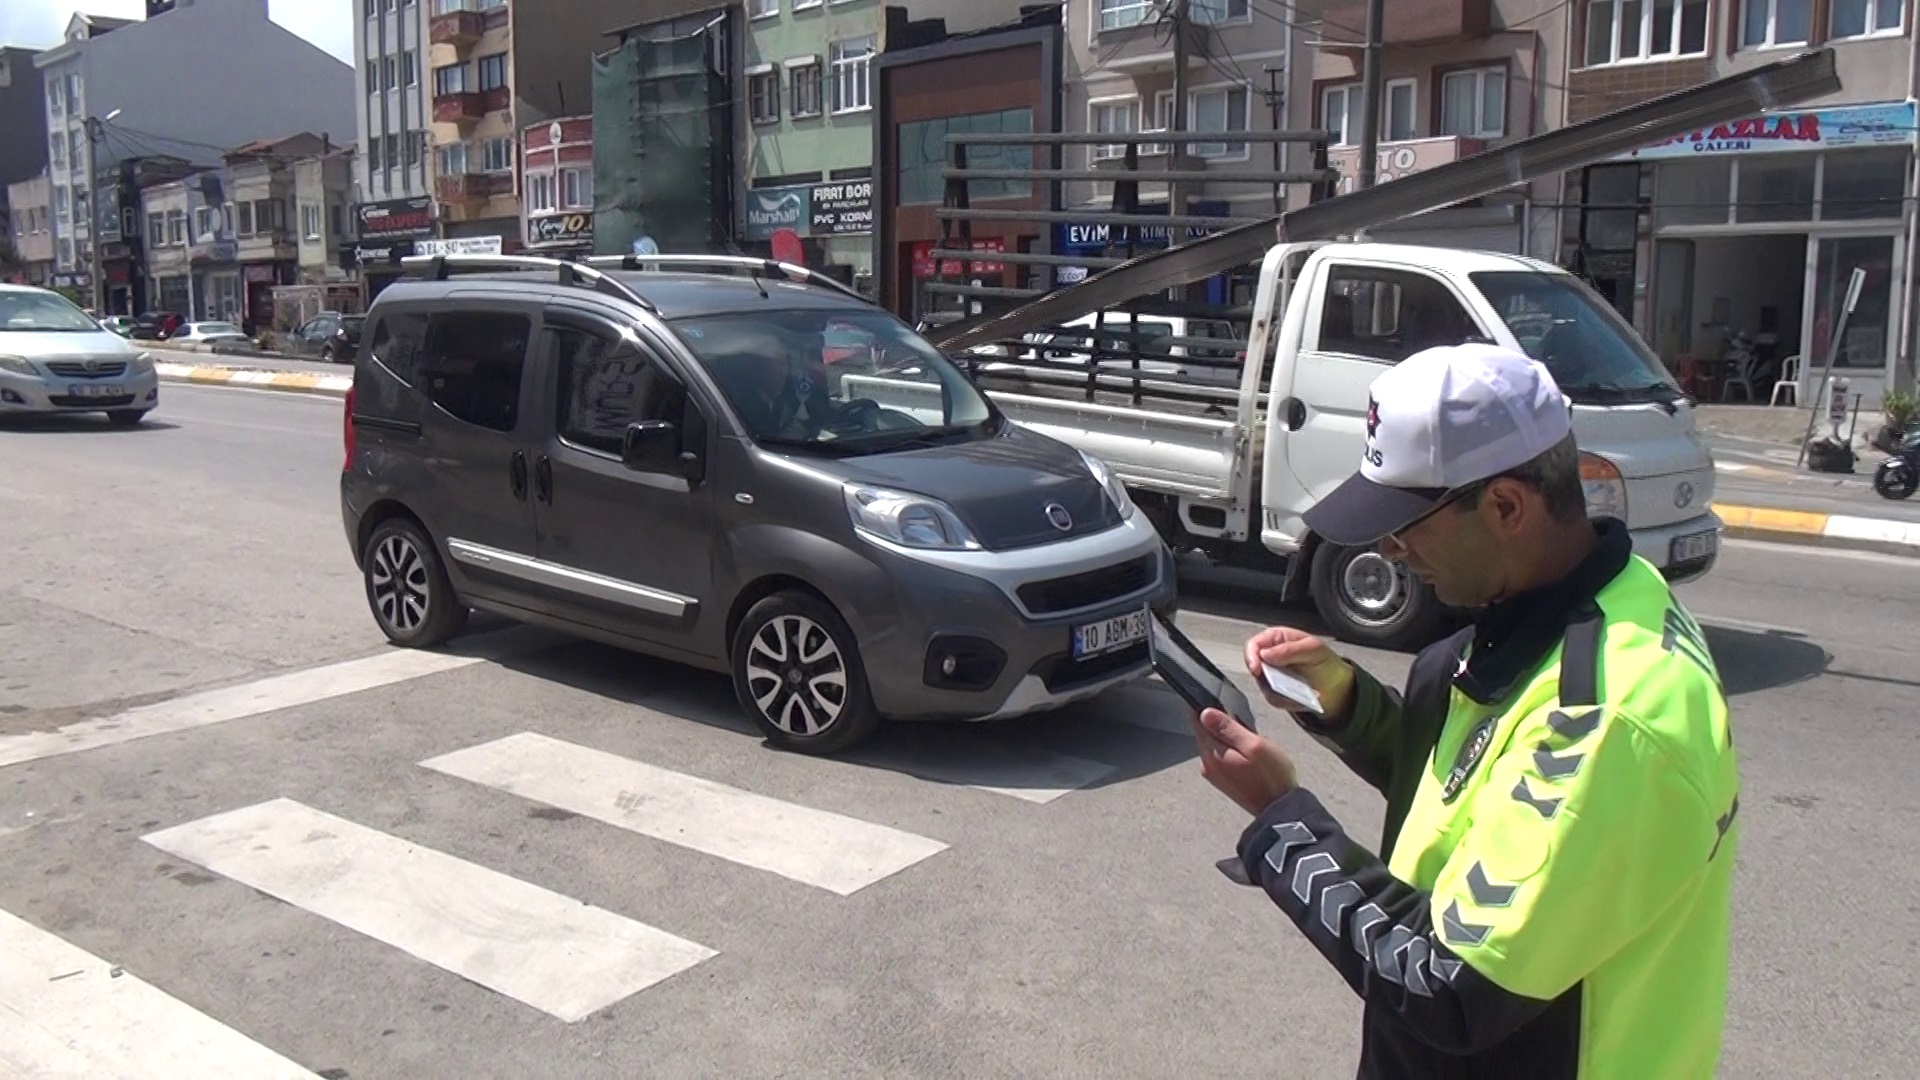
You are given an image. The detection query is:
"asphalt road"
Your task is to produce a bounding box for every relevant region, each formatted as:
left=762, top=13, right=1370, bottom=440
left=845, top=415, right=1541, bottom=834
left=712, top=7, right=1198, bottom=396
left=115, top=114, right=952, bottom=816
left=1709, top=433, right=1920, bottom=521
left=1, top=384, right=1915, bottom=1079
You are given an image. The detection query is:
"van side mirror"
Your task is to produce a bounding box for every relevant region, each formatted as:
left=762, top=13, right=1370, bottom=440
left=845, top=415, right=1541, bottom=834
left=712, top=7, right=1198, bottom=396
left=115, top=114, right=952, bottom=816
left=621, top=420, right=682, bottom=475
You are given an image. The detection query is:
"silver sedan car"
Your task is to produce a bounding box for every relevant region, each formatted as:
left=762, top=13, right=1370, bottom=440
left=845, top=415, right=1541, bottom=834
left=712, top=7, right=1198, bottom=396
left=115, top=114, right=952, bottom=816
left=0, top=284, right=160, bottom=425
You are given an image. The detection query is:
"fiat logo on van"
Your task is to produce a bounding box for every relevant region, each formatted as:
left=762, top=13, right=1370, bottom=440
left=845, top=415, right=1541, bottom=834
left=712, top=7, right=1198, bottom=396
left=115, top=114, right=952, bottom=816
left=1045, top=503, right=1073, bottom=531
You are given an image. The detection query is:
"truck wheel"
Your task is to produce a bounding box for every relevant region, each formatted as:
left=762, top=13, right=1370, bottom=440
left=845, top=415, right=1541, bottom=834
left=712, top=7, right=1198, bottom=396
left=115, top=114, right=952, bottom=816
left=731, top=590, right=881, bottom=756
left=1308, top=542, right=1449, bottom=652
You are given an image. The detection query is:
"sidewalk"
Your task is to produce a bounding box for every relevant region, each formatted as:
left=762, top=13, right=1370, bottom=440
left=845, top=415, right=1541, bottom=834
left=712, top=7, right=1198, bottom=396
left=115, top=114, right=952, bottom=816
left=155, top=358, right=349, bottom=397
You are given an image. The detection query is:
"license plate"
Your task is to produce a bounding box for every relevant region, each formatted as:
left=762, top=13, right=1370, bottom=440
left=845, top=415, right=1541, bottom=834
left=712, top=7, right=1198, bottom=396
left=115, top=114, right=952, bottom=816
left=1671, top=529, right=1718, bottom=563
left=68, top=383, right=124, bottom=398
left=1073, top=608, right=1148, bottom=659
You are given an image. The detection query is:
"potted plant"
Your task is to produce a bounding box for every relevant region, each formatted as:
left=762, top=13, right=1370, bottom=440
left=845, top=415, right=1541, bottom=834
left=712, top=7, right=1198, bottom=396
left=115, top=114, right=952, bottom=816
left=1872, top=388, right=1918, bottom=452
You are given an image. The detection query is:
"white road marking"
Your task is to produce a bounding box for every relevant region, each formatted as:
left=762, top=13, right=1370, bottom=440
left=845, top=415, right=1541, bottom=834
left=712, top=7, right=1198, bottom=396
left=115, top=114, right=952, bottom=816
left=0, top=906, right=319, bottom=1078
left=0, top=635, right=528, bottom=771
left=1714, top=461, right=1752, bottom=472
left=1722, top=537, right=1920, bottom=565
left=420, top=732, right=948, bottom=896
left=860, top=739, right=1118, bottom=804
left=142, top=799, right=715, bottom=1023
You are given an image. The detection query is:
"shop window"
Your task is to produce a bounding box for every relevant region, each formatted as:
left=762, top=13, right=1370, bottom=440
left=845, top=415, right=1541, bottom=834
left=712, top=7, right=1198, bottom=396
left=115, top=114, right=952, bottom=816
left=897, top=107, right=1033, bottom=206
left=419, top=312, right=530, bottom=432
left=1440, top=68, right=1506, bottom=139
left=1813, top=236, right=1895, bottom=368
left=1582, top=164, right=1642, bottom=248
left=1830, top=0, right=1904, bottom=37
left=749, top=68, right=780, bottom=125
left=1821, top=146, right=1908, bottom=221
left=1740, top=0, right=1812, bottom=47
left=1583, top=0, right=1709, bottom=66
left=1734, top=155, right=1815, bottom=224
left=1653, top=158, right=1731, bottom=228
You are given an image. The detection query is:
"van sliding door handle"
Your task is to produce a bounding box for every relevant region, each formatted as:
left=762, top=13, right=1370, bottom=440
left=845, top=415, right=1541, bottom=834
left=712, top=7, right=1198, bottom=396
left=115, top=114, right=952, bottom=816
left=534, top=455, right=553, bottom=504
left=1280, top=397, right=1307, bottom=431
left=508, top=451, right=528, bottom=501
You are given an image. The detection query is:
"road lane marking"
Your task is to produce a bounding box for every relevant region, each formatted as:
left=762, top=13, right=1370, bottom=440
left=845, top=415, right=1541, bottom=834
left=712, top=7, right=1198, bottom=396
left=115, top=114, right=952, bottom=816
left=1713, top=503, right=1830, bottom=535
left=0, top=906, right=319, bottom=1078
left=142, top=799, right=715, bottom=1023
left=0, top=634, right=533, bottom=771
left=420, top=732, right=948, bottom=896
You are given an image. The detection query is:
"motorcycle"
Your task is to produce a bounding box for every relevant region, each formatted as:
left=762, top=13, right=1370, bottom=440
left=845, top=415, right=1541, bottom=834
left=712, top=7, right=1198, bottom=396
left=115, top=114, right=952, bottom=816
left=1871, top=427, right=1920, bottom=500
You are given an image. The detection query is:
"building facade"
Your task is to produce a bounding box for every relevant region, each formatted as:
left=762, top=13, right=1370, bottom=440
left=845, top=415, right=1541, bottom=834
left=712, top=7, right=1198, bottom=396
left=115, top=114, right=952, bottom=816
left=6, top=174, right=54, bottom=286
left=33, top=0, right=354, bottom=315
left=520, top=115, right=595, bottom=256
left=96, top=154, right=199, bottom=315
left=293, top=150, right=356, bottom=286
left=225, top=134, right=337, bottom=330
left=355, top=0, right=431, bottom=207
left=0, top=47, right=50, bottom=195
left=140, top=170, right=246, bottom=322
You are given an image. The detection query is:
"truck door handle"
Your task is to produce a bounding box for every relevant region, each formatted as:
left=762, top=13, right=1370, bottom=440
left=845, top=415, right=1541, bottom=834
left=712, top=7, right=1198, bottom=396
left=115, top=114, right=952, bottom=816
left=534, top=455, right=553, bottom=504
left=1281, top=397, right=1307, bottom=431
left=509, top=451, right=528, bottom=501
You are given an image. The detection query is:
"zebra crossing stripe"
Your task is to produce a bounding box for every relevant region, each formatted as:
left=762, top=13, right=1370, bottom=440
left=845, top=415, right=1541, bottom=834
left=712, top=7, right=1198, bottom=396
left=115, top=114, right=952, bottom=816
left=0, top=906, right=319, bottom=1077
left=420, top=732, right=950, bottom=896
left=141, top=798, right=717, bottom=1023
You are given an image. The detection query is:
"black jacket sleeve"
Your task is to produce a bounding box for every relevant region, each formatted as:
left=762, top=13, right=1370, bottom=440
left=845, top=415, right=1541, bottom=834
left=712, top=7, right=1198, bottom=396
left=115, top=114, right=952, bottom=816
left=1237, top=786, right=1553, bottom=1056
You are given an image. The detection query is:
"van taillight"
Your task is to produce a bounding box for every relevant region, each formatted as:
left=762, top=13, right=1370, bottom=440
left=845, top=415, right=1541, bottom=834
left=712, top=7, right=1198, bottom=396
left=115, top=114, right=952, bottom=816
left=342, top=386, right=356, bottom=470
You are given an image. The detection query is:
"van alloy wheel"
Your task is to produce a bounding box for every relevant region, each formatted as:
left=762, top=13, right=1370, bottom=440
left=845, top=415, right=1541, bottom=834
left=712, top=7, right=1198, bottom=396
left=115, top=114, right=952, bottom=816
left=360, top=517, right=467, bottom=648
left=731, top=591, right=881, bottom=755
left=370, top=534, right=430, bottom=635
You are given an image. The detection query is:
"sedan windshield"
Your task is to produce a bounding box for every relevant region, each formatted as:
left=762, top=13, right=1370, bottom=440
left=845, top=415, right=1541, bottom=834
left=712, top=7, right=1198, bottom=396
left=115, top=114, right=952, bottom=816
left=1471, top=271, right=1682, bottom=403
left=669, top=308, right=997, bottom=455
left=0, top=290, right=102, bottom=332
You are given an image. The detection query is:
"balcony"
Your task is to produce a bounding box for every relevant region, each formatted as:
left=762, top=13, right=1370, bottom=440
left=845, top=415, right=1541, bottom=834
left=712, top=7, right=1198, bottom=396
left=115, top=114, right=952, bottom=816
left=436, top=173, right=511, bottom=205
left=430, top=9, right=483, bottom=46
left=1326, top=136, right=1486, bottom=196
left=1316, top=0, right=1490, bottom=46
left=433, top=91, right=485, bottom=125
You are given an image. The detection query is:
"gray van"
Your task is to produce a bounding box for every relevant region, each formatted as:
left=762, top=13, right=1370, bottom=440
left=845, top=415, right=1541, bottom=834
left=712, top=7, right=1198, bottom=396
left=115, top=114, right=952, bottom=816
left=340, top=254, right=1177, bottom=754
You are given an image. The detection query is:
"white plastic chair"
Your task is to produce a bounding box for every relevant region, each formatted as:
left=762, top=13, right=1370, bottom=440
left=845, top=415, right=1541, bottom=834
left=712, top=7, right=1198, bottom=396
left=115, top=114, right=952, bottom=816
left=1770, top=353, right=1800, bottom=407
left=1719, top=350, right=1758, bottom=402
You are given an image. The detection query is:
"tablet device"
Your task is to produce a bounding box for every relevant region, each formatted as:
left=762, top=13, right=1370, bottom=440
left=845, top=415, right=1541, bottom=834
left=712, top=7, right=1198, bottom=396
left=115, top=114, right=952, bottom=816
left=1146, top=611, right=1256, bottom=734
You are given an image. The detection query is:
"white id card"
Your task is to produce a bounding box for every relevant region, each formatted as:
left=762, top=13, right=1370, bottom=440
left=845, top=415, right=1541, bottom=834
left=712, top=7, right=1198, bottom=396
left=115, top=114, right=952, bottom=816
left=1261, top=664, right=1324, bottom=715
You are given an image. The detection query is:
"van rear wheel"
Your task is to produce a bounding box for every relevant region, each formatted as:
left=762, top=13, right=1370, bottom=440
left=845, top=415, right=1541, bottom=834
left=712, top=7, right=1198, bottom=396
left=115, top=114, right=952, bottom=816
left=732, top=591, right=880, bottom=756
left=1308, top=542, right=1449, bottom=652
left=362, top=517, right=467, bottom=648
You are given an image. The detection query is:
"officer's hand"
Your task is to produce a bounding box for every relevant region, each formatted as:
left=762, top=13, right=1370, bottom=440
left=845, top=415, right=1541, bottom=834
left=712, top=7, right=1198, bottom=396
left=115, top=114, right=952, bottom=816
left=1194, top=708, right=1297, bottom=816
left=1243, top=626, right=1356, bottom=723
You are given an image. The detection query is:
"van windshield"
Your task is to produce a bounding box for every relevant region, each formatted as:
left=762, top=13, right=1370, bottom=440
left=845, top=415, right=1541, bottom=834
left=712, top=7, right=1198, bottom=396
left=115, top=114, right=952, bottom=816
left=668, top=308, right=998, bottom=455
left=1470, top=271, right=1682, bottom=404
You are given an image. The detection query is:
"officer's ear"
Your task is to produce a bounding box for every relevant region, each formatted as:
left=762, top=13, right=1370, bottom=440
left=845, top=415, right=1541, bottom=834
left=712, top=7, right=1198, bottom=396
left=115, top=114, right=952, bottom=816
left=1474, top=476, right=1536, bottom=538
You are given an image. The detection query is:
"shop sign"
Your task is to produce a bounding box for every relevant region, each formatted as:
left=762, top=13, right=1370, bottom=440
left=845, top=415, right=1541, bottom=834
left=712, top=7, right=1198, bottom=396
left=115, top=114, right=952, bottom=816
left=357, top=196, right=435, bottom=242
left=1624, top=101, right=1918, bottom=160
left=744, top=185, right=810, bottom=241
left=352, top=240, right=416, bottom=269
left=1052, top=200, right=1231, bottom=251
left=911, top=238, right=1005, bottom=279
left=417, top=236, right=503, bottom=257
left=810, top=180, right=872, bottom=235
left=527, top=211, right=593, bottom=247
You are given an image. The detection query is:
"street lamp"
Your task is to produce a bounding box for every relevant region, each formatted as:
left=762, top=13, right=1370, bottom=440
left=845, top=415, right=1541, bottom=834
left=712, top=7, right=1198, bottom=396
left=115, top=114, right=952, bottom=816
left=82, top=107, right=121, bottom=315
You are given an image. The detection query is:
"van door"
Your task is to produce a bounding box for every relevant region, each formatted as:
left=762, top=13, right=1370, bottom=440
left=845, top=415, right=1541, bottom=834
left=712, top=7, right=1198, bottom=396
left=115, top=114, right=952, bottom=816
left=1266, top=258, right=1492, bottom=526
left=530, top=309, right=718, bottom=653
left=407, top=304, right=546, bottom=615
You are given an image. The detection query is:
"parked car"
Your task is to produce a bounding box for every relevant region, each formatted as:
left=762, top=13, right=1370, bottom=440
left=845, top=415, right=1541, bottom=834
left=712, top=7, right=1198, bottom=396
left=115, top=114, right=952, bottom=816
left=171, top=321, right=251, bottom=346
left=127, top=311, right=186, bottom=340
left=0, top=283, right=159, bottom=425
left=96, top=315, right=135, bottom=337
left=283, top=312, right=363, bottom=363
left=341, top=254, right=1178, bottom=755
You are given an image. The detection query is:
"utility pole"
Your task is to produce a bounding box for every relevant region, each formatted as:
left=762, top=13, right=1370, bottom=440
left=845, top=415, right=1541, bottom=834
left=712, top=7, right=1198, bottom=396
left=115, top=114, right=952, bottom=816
left=1264, top=65, right=1283, bottom=214
left=84, top=115, right=106, bottom=315
left=1167, top=0, right=1191, bottom=300
left=1356, top=0, right=1385, bottom=191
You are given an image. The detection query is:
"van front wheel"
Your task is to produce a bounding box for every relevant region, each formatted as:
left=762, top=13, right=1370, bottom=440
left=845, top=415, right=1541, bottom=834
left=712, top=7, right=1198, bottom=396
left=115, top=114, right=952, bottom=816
left=732, top=591, right=881, bottom=756
left=1308, top=542, right=1449, bottom=652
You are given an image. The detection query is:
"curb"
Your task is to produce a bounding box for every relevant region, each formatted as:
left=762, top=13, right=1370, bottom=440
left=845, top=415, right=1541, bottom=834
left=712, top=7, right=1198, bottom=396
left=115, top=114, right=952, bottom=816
left=155, top=361, right=349, bottom=398
left=1713, top=502, right=1920, bottom=558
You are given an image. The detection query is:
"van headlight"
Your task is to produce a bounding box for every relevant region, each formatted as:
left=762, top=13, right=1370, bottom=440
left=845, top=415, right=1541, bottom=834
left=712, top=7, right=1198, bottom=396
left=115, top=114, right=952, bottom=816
left=0, top=354, right=36, bottom=376
left=843, top=483, right=982, bottom=551
left=1079, top=449, right=1135, bottom=521
left=1580, top=452, right=1629, bottom=520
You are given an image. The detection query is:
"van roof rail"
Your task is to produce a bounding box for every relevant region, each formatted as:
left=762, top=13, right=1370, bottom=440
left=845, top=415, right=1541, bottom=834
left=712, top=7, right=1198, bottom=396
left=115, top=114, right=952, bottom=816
left=397, top=253, right=656, bottom=311
left=578, top=254, right=870, bottom=304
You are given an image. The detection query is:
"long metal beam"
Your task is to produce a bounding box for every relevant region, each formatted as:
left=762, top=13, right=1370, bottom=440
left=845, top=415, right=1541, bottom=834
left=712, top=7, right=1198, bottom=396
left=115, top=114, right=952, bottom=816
left=928, top=48, right=1841, bottom=355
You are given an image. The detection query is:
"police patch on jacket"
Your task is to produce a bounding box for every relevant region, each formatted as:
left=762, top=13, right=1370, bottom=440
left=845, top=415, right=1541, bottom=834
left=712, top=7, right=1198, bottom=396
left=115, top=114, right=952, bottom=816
left=1441, top=715, right=1497, bottom=803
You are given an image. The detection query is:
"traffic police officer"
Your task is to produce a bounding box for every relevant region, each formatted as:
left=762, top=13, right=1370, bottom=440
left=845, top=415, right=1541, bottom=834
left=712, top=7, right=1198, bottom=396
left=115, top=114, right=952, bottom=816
left=1190, top=342, right=1738, bottom=1078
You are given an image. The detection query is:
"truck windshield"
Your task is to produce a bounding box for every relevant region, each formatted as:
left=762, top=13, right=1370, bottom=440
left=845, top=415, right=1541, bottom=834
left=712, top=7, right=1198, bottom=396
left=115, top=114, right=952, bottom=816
left=668, top=308, right=998, bottom=455
left=1470, top=271, right=1683, bottom=404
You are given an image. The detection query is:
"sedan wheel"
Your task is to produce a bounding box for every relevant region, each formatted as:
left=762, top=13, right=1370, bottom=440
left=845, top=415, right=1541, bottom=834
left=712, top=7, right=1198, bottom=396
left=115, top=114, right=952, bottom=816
left=732, top=591, right=879, bottom=755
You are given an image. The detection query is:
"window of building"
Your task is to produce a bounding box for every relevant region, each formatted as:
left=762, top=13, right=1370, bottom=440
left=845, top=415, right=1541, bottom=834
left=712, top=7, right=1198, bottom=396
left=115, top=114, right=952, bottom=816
left=193, top=205, right=216, bottom=241
left=1321, top=84, right=1357, bottom=145
left=382, top=56, right=397, bottom=92
left=148, top=213, right=165, bottom=249
left=49, top=133, right=64, bottom=168
left=435, top=63, right=469, bottom=96
left=1383, top=78, right=1416, bottom=142
left=482, top=137, right=514, bottom=173
left=1089, top=97, right=1141, bottom=161
left=366, top=61, right=378, bottom=95
left=1440, top=67, right=1506, bottom=138
left=1822, top=146, right=1909, bottom=220
left=1191, top=0, right=1250, bottom=22
left=1740, top=0, right=1813, bottom=46
left=403, top=50, right=418, bottom=87
left=48, top=76, right=63, bottom=114
left=331, top=203, right=347, bottom=237
left=1735, top=155, right=1816, bottom=223
left=302, top=203, right=323, bottom=239
left=419, top=312, right=530, bottom=433
left=1099, top=0, right=1155, bottom=31
left=478, top=53, right=508, bottom=91
left=1318, top=80, right=1414, bottom=146
left=1583, top=0, right=1709, bottom=65
left=1186, top=84, right=1252, bottom=159
left=256, top=198, right=283, bottom=234
left=829, top=37, right=874, bottom=114
left=527, top=172, right=555, bottom=214
left=369, top=137, right=384, bottom=170
left=749, top=67, right=781, bottom=124
left=53, top=186, right=68, bottom=224
left=237, top=202, right=254, bottom=235
left=788, top=59, right=822, bottom=118
left=749, top=0, right=778, bottom=17
left=792, top=0, right=821, bottom=9
left=1831, top=0, right=1904, bottom=37
left=553, top=328, right=692, bottom=457
left=439, top=142, right=469, bottom=176
left=405, top=130, right=424, bottom=167
left=898, top=107, right=1033, bottom=205
left=167, top=209, right=185, bottom=245
left=561, top=167, right=591, bottom=208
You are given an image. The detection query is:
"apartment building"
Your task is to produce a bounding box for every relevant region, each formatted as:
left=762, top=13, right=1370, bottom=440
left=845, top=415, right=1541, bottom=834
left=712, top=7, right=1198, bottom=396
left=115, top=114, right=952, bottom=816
left=355, top=0, right=431, bottom=206
left=0, top=48, right=50, bottom=196
left=293, top=150, right=356, bottom=285
left=32, top=0, right=354, bottom=315
left=6, top=174, right=54, bottom=286
left=423, top=0, right=636, bottom=254
left=1562, top=0, right=1916, bottom=408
